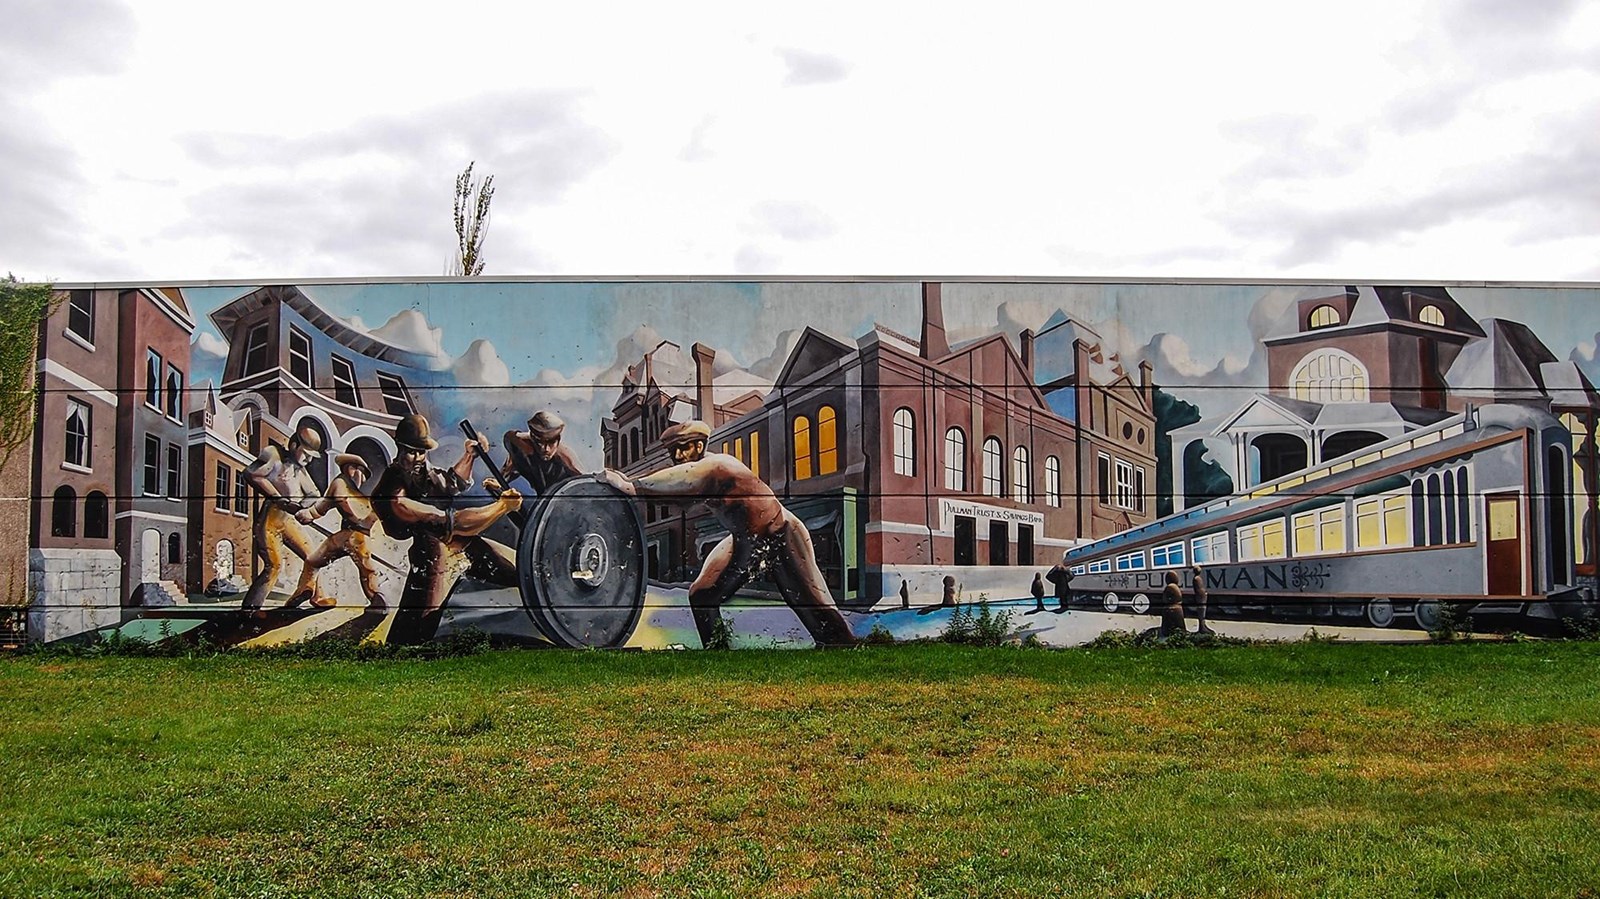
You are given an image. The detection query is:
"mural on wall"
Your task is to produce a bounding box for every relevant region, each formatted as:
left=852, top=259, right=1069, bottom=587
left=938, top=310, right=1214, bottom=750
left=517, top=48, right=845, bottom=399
left=24, top=279, right=1600, bottom=647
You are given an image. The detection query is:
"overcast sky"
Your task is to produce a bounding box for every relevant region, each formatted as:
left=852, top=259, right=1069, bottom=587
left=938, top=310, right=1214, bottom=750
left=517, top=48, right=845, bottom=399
left=5, top=0, right=1598, bottom=283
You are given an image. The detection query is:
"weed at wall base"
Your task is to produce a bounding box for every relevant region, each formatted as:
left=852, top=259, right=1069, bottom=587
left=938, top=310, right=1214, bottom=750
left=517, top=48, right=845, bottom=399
left=939, top=596, right=1015, bottom=647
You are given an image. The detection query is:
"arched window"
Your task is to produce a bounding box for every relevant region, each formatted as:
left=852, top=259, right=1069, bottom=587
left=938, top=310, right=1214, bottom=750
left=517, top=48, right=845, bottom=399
left=1290, top=349, right=1370, bottom=403
left=167, top=532, right=182, bottom=565
left=1411, top=480, right=1426, bottom=547
left=1426, top=473, right=1443, bottom=546
left=943, top=427, right=967, bottom=491
left=50, top=485, right=76, bottom=537
left=982, top=438, right=1003, bottom=497
left=1309, top=305, right=1341, bottom=329
left=1443, top=469, right=1457, bottom=543
left=892, top=408, right=915, bottom=476
left=214, top=539, right=236, bottom=579
left=817, top=406, right=839, bottom=476
left=793, top=416, right=813, bottom=480
left=84, top=491, right=108, bottom=539
left=1419, top=304, right=1445, bottom=326
left=1045, top=456, right=1061, bottom=508
left=1012, top=446, right=1031, bottom=503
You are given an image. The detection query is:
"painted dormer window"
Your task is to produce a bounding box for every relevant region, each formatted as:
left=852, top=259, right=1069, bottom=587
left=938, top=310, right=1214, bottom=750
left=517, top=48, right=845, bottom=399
left=1308, top=305, right=1341, bottom=329
left=1418, top=304, right=1445, bottom=326
left=1291, top=349, right=1370, bottom=403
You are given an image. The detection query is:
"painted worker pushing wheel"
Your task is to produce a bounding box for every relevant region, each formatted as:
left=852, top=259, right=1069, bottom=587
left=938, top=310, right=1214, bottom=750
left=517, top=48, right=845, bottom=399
left=600, top=420, right=857, bottom=647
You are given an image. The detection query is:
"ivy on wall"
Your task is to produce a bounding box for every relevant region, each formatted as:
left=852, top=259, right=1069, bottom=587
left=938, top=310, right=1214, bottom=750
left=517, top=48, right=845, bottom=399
left=0, top=275, right=58, bottom=472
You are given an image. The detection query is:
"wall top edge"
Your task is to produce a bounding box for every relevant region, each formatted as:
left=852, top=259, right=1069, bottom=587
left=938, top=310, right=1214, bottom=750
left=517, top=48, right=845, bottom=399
left=45, top=274, right=1600, bottom=290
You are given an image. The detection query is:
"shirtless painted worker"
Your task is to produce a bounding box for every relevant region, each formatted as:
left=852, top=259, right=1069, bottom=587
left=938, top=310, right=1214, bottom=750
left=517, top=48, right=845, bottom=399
left=600, top=420, right=857, bottom=647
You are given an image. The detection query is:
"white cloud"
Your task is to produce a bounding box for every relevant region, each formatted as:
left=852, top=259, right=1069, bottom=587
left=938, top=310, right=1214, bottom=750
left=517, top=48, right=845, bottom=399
left=10, top=3, right=1600, bottom=283
left=776, top=47, right=851, bottom=87
left=368, top=309, right=451, bottom=369
left=451, top=338, right=510, bottom=387
left=192, top=331, right=228, bottom=358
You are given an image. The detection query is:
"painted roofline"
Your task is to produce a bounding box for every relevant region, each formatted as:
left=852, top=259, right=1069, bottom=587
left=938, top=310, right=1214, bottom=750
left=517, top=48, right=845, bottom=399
left=48, top=275, right=1600, bottom=290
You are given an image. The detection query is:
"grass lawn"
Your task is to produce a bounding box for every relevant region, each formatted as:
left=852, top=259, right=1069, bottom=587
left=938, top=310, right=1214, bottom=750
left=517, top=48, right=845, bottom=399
left=2, top=641, right=1599, bottom=898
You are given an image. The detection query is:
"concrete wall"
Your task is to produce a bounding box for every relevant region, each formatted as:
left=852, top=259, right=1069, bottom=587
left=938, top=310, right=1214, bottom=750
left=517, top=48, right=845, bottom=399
left=20, top=278, right=1600, bottom=648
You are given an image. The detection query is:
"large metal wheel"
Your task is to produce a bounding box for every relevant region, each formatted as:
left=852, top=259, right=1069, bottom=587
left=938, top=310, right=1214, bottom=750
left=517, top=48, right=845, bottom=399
left=1414, top=600, right=1444, bottom=632
left=516, top=478, right=647, bottom=648
left=1103, top=592, right=1120, bottom=613
left=1131, top=593, right=1151, bottom=615
left=1366, top=597, right=1395, bottom=628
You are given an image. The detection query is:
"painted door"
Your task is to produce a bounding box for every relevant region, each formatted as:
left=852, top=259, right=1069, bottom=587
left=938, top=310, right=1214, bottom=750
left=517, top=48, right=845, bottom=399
left=954, top=515, right=976, bottom=566
left=140, top=528, right=161, bottom=584
left=1486, top=494, right=1522, bottom=595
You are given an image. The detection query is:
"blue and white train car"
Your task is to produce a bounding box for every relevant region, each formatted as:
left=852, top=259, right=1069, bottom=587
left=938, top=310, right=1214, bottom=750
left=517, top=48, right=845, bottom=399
left=1062, top=404, right=1592, bottom=629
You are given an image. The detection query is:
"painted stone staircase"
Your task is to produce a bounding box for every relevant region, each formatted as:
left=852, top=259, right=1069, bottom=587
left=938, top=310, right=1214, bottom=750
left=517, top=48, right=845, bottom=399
left=139, top=580, right=188, bottom=607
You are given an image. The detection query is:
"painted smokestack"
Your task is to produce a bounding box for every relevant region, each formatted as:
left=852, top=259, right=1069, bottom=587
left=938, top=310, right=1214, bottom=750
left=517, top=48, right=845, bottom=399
left=920, top=282, right=950, bottom=360
left=1020, top=328, right=1035, bottom=379
left=1074, top=339, right=1093, bottom=432
left=1139, top=360, right=1154, bottom=407
left=691, top=342, right=716, bottom=424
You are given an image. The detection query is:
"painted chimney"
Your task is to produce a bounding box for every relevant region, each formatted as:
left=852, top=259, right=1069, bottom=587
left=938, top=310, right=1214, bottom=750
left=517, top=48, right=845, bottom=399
left=1138, top=360, right=1154, bottom=407
left=691, top=342, right=716, bottom=423
left=920, top=282, right=950, bottom=360
left=1074, top=338, right=1093, bottom=431
left=1020, top=328, right=1035, bottom=379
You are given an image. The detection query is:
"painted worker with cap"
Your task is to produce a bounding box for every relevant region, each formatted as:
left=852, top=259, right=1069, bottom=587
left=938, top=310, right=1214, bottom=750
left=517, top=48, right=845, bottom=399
left=371, top=413, right=523, bottom=643
left=498, top=410, right=583, bottom=496
left=290, top=453, right=386, bottom=611
left=600, top=420, right=857, bottom=647
left=241, top=425, right=334, bottom=613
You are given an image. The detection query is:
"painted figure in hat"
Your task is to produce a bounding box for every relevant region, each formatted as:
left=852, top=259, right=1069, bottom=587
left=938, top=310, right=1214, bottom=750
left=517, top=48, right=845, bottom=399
left=600, top=420, right=857, bottom=647
left=498, top=410, right=583, bottom=496
left=291, top=453, right=386, bottom=611
left=240, top=425, right=332, bottom=613
left=371, top=414, right=523, bottom=643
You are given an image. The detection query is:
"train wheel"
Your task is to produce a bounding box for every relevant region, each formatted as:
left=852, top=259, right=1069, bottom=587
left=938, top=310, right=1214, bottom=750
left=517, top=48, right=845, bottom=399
left=1414, top=601, right=1443, bottom=631
left=1132, top=593, right=1151, bottom=615
left=1103, top=592, right=1120, bottom=612
left=1366, top=598, right=1395, bottom=628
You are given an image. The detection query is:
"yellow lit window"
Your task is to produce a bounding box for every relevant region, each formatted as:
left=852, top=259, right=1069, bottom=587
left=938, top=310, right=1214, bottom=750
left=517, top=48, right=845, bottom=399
left=793, top=416, right=812, bottom=481
left=1419, top=304, right=1445, bottom=326
left=1293, top=512, right=1318, bottom=555
left=1489, top=498, right=1518, bottom=540
left=1382, top=495, right=1409, bottom=546
left=749, top=431, right=760, bottom=479
left=817, top=405, right=838, bottom=476
left=1261, top=520, right=1286, bottom=559
left=1309, top=305, right=1341, bottom=329
left=1356, top=499, right=1382, bottom=548
left=734, top=437, right=743, bottom=464
left=1319, top=507, right=1345, bottom=554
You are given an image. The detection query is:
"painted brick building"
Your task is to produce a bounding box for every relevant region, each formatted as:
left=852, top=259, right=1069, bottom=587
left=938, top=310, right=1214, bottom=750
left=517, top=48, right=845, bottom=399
left=210, top=285, right=411, bottom=484
left=604, top=283, right=1158, bottom=603
left=29, top=287, right=195, bottom=639
left=185, top=386, right=255, bottom=595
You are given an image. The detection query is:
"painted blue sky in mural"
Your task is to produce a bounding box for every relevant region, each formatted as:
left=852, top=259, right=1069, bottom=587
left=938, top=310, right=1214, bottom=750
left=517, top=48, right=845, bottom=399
left=178, top=279, right=1600, bottom=463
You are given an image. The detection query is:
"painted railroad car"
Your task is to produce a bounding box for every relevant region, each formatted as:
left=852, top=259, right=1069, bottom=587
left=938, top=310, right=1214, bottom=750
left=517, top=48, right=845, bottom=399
left=1062, top=404, right=1592, bottom=629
